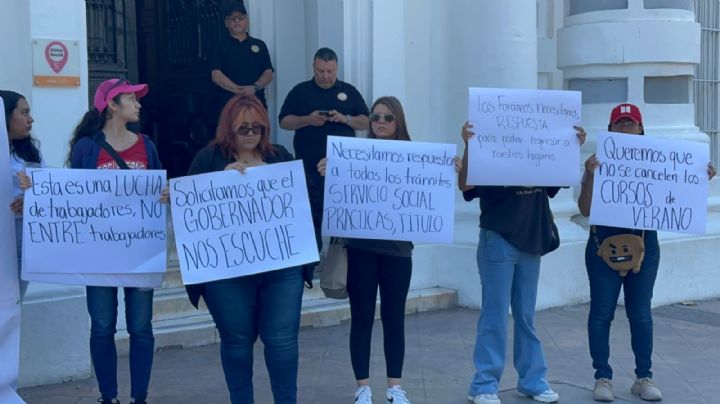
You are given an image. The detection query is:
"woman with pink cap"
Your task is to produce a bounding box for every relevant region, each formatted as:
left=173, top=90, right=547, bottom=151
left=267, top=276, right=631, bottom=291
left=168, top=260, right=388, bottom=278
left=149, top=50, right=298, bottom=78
left=66, top=78, right=165, bottom=404
left=579, top=103, right=715, bottom=402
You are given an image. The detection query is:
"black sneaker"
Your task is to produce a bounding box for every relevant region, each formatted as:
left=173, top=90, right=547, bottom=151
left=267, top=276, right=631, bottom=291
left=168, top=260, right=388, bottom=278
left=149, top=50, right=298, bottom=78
left=97, top=399, right=120, bottom=404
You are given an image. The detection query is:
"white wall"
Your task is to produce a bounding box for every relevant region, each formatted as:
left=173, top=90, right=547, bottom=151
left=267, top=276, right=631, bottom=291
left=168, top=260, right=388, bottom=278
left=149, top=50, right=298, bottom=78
left=27, top=0, right=90, bottom=168
left=12, top=0, right=92, bottom=387
left=0, top=1, right=33, bottom=96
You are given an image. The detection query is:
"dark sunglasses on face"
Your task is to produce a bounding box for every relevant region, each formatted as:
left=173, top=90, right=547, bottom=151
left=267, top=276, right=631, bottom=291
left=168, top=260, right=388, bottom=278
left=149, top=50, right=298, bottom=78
left=612, top=120, right=640, bottom=128
left=235, top=124, right=265, bottom=136
left=369, top=112, right=395, bottom=123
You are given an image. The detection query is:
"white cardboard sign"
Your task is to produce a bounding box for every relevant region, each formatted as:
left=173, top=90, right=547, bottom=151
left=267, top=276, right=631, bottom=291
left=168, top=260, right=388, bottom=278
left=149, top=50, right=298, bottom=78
left=322, top=136, right=457, bottom=243
left=467, top=87, right=582, bottom=186
left=170, top=160, right=319, bottom=285
left=589, top=132, right=709, bottom=234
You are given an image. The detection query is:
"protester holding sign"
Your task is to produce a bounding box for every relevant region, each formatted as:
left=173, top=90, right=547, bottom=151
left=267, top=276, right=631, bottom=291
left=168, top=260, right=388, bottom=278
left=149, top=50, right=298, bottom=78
left=66, top=78, right=163, bottom=404
left=459, top=122, right=585, bottom=404
left=578, top=103, right=715, bottom=402
left=318, top=97, right=460, bottom=404
left=184, top=95, right=302, bottom=404
left=3, top=90, right=43, bottom=301
left=1, top=91, right=32, bottom=403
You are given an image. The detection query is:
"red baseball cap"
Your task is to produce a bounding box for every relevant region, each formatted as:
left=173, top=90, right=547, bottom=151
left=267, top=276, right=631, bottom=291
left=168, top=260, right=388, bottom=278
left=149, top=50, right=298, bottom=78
left=609, top=103, right=643, bottom=125
left=93, top=78, right=149, bottom=113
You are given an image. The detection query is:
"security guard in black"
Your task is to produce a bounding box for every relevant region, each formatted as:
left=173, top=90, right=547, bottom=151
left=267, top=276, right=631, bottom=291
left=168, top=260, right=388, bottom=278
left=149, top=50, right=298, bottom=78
left=279, top=79, right=369, bottom=172
left=210, top=2, right=273, bottom=110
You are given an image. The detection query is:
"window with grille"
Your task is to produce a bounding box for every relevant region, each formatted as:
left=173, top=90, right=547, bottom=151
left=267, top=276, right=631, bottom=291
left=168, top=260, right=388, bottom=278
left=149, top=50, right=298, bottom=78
left=694, top=0, right=720, bottom=165
left=568, top=78, right=628, bottom=103
left=644, top=0, right=694, bottom=10
left=568, top=0, right=628, bottom=16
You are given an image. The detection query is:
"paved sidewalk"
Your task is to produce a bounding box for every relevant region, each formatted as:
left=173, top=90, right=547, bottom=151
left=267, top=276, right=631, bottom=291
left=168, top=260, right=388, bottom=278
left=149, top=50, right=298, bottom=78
left=20, top=299, right=720, bottom=404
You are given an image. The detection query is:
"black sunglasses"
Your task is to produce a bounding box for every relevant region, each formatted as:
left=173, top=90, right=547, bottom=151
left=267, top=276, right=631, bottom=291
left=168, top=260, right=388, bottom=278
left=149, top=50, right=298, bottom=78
left=235, top=124, right=265, bottom=136
left=369, top=112, right=395, bottom=123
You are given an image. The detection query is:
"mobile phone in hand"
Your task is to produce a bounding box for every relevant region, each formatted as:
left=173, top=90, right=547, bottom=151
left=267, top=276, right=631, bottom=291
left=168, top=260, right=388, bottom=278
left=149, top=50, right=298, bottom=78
left=318, top=110, right=331, bottom=117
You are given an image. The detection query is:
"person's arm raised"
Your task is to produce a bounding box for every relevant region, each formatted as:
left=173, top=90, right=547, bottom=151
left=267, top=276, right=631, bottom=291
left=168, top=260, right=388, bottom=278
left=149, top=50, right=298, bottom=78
left=459, top=122, right=475, bottom=192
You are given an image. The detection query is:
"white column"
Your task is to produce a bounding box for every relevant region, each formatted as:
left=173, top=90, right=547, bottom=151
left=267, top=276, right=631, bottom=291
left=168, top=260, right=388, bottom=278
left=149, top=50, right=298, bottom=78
left=557, top=1, right=704, bottom=145
left=434, top=0, right=538, bottom=146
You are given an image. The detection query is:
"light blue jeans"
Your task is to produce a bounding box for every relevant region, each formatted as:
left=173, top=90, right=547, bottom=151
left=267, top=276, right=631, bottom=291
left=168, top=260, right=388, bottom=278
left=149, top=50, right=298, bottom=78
left=468, top=229, right=551, bottom=397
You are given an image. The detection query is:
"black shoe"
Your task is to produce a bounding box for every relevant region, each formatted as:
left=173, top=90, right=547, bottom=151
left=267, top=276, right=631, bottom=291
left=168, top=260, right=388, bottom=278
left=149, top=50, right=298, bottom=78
left=130, top=401, right=147, bottom=404
left=97, top=399, right=120, bottom=404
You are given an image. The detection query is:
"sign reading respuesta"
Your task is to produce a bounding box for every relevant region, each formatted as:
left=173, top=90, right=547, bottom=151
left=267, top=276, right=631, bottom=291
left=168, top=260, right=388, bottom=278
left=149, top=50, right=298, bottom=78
left=467, top=87, right=582, bottom=186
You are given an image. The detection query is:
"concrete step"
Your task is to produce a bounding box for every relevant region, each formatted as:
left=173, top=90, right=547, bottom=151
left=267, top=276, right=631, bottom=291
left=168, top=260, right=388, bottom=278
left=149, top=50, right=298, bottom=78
left=115, top=286, right=458, bottom=356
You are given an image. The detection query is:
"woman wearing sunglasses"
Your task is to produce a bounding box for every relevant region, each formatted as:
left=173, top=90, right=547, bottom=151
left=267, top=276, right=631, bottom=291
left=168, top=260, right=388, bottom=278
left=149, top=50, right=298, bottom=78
left=578, top=103, right=715, bottom=402
left=319, top=96, right=460, bottom=404
left=64, top=78, right=165, bottom=404
left=185, top=95, right=301, bottom=404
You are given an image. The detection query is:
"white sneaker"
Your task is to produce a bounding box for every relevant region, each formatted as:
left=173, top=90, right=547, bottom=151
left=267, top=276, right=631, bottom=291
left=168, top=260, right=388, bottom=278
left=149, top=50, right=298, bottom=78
left=631, top=378, right=662, bottom=401
left=386, top=385, right=411, bottom=403
left=467, top=393, right=501, bottom=404
left=517, top=388, right=559, bottom=403
left=354, top=385, right=373, bottom=404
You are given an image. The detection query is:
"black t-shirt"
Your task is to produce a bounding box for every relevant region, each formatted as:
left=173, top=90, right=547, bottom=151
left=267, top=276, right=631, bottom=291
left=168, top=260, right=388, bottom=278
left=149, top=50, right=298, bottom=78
left=463, top=186, right=560, bottom=254
left=278, top=79, right=369, bottom=172
left=187, top=143, right=293, bottom=176
left=209, top=34, right=274, bottom=109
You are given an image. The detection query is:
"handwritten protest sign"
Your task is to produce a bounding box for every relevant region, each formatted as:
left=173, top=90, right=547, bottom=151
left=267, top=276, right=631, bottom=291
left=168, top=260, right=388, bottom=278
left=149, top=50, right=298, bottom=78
left=22, top=168, right=168, bottom=274
left=467, top=87, right=582, bottom=186
left=322, top=136, right=457, bottom=243
left=170, top=160, right=319, bottom=285
left=589, top=132, right=709, bottom=234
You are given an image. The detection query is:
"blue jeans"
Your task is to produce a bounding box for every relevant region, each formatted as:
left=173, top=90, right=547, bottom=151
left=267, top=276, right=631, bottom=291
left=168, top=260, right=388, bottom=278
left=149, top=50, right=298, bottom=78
left=469, top=229, right=550, bottom=397
left=586, top=231, right=660, bottom=380
left=203, top=267, right=304, bottom=404
left=86, top=286, right=155, bottom=401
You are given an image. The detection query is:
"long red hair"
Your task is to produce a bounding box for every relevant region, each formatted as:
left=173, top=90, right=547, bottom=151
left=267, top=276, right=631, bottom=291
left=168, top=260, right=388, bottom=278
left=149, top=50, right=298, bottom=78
left=213, top=95, right=275, bottom=158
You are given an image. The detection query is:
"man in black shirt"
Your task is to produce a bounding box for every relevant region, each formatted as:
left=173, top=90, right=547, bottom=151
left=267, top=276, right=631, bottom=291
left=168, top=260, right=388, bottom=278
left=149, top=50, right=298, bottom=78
left=210, top=1, right=273, bottom=112
left=279, top=47, right=369, bottom=280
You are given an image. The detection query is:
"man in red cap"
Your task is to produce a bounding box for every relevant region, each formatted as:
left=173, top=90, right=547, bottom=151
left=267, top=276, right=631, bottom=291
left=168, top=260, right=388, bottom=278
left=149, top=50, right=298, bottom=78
left=609, top=103, right=643, bottom=133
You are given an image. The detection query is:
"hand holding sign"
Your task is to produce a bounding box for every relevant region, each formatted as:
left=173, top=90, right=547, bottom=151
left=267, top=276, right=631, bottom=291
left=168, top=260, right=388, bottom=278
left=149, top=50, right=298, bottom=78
left=466, top=88, right=582, bottom=186
left=21, top=168, right=168, bottom=277
left=322, top=136, right=457, bottom=243
left=170, top=160, right=318, bottom=285
left=589, top=132, right=710, bottom=234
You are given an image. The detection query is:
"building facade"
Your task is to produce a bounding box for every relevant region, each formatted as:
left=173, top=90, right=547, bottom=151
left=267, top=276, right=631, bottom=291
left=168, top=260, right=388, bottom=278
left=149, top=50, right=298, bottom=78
left=1, top=0, right=719, bottom=387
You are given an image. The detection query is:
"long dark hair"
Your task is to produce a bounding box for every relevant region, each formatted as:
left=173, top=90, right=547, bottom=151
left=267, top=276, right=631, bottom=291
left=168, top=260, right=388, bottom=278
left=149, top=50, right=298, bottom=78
left=1, top=90, right=41, bottom=164
left=368, top=96, right=411, bottom=141
left=66, top=96, right=118, bottom=165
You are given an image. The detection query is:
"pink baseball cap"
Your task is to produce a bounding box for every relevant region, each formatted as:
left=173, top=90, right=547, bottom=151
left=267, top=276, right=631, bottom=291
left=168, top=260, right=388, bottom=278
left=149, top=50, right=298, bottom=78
left=609, top=103, right=643, bottom=125
left=93, top=78, right=149, bottom=112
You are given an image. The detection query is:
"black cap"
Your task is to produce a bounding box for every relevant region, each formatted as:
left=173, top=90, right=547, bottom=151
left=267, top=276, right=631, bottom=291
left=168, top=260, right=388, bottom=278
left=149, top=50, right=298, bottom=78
left=222, top=1, right=247, bottom=17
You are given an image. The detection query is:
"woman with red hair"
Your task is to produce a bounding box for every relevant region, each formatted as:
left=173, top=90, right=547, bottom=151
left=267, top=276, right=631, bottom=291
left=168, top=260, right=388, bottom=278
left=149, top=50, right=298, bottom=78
left=185, top=95, right=301, bottom=404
